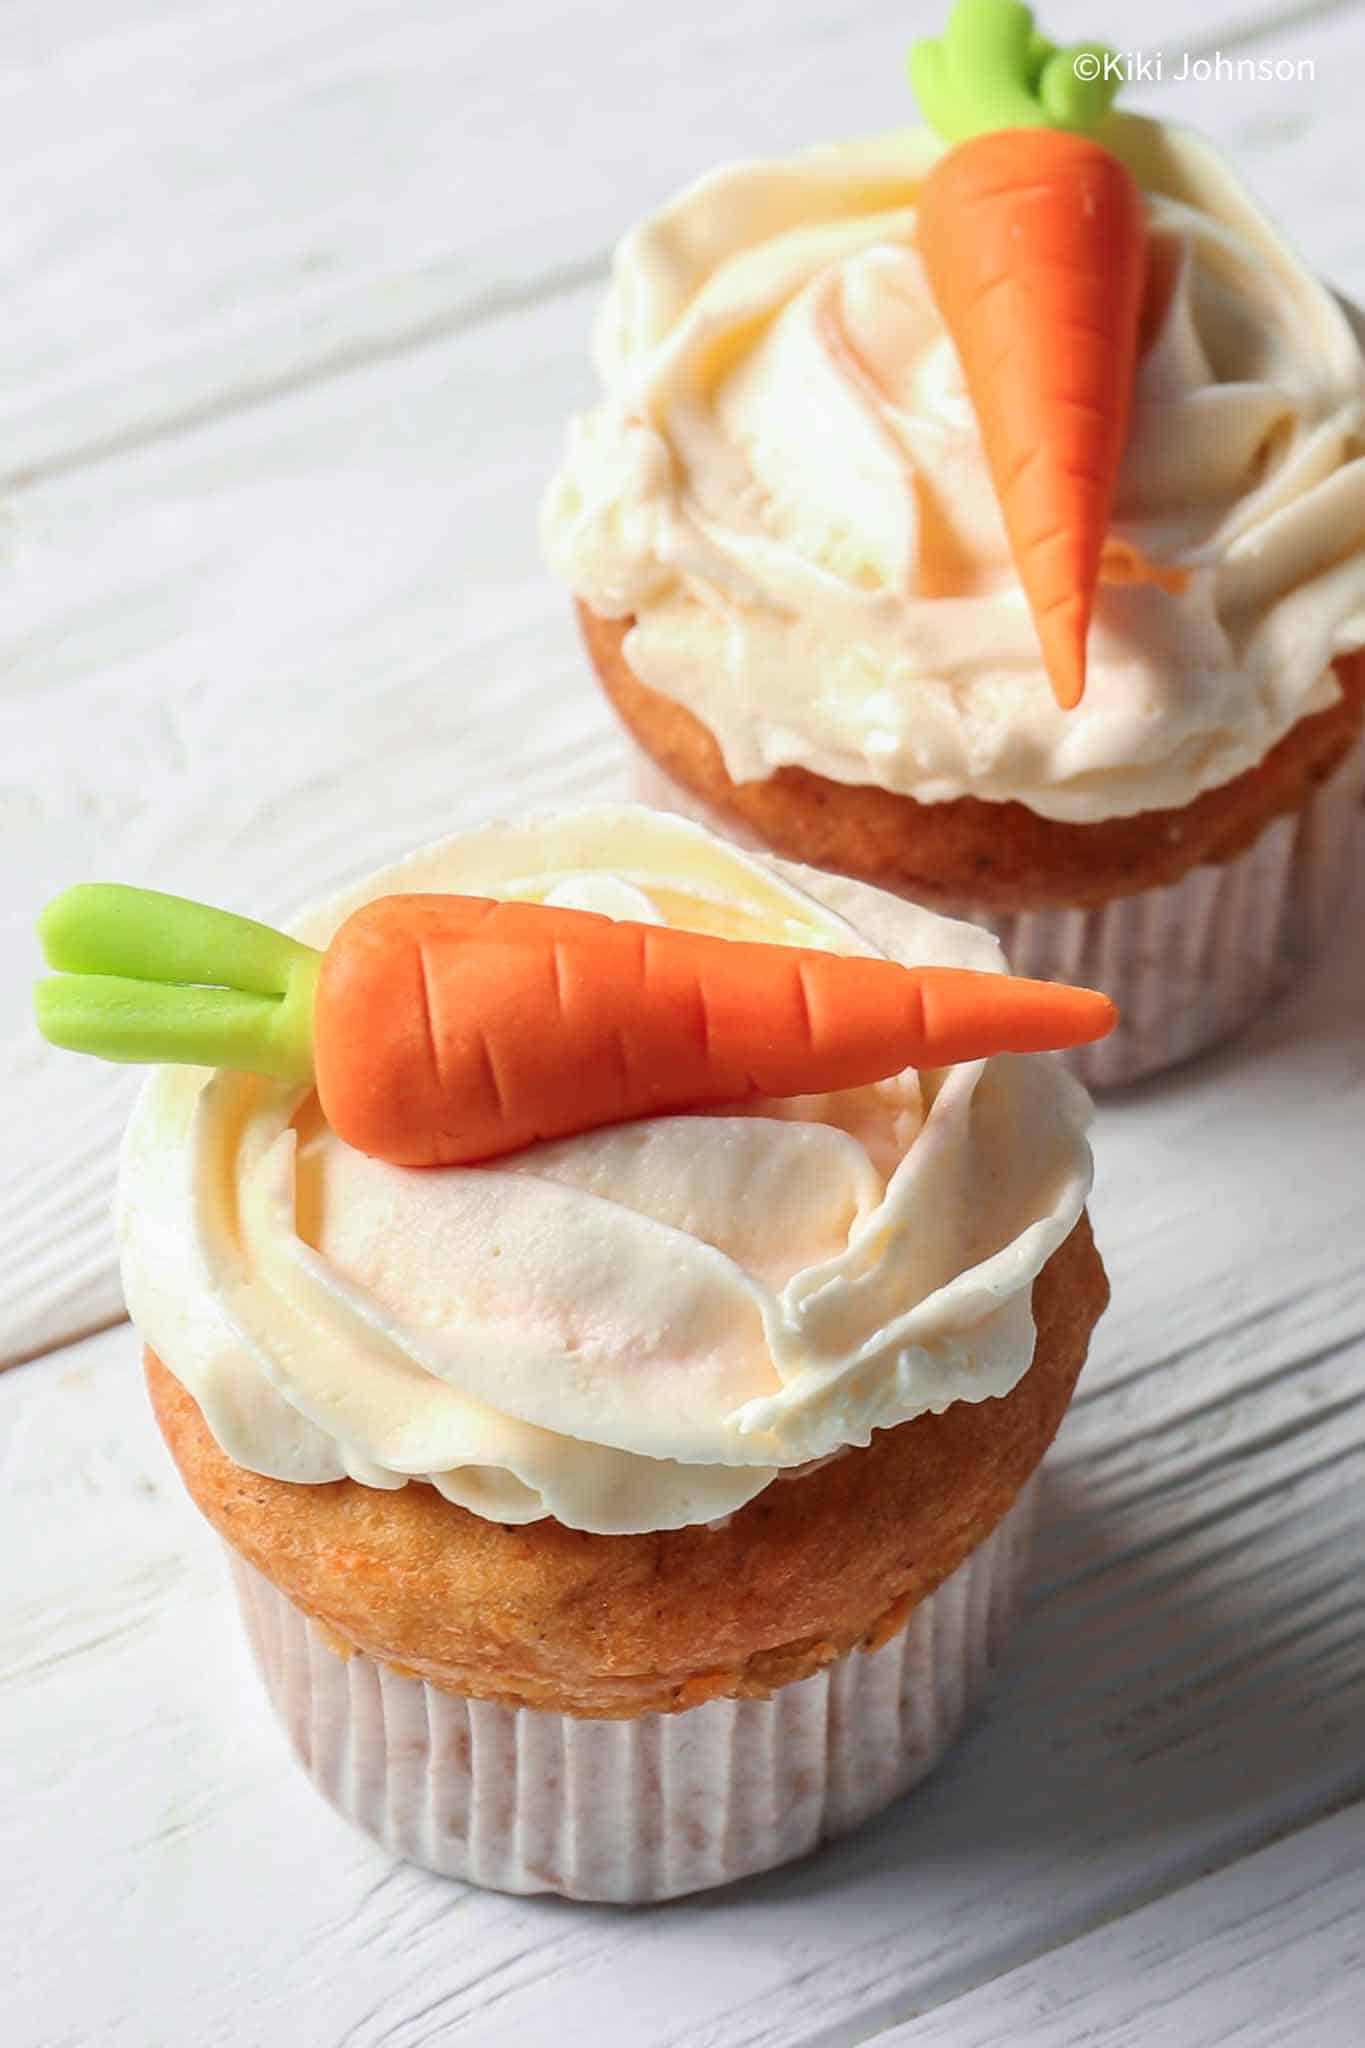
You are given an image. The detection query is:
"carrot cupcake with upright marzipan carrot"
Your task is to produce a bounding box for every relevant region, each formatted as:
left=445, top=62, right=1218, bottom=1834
left=545, top=0, right=1365, bottom=1086
left=35, top=806, right=1110, bottom=1901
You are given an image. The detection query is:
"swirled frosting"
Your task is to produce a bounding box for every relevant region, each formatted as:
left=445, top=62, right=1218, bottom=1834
left=118, top=808, right=1092, bottom=1535
left=544, top=116, right=1365, bottom=822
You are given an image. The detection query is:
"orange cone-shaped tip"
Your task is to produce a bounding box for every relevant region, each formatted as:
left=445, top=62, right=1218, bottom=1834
left=910, top=966, right=1116, bottom=1065
left=312, top=897, right=1118, bottom=1165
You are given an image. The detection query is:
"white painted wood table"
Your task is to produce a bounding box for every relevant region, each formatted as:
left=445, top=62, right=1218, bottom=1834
left=3, top=4, right=1363, bottom=2042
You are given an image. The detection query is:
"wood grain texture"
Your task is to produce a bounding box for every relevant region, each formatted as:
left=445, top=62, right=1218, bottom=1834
left=3, top=1151, right=1362, bottom=2048
left=4, top=0, right=1361, bottom=1366
left=5, top=881, right=1364, bottom=2043
left=0, top=275, right=630, bottom=1363
left=1, top=0, right=1312, bottom=486
left=880, top=1805, right=1365, bottom=2046
left=4, top=1, right=1364, bottom=2041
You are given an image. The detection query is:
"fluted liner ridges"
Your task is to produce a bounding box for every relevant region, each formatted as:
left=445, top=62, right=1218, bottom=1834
left=228, top=1476, right=1038, bottom=1903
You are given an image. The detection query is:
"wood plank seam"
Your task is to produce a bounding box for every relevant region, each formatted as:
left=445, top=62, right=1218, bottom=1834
left=5, top=0, right=1350, bottom=498
left=855, top=1796, right=1365, bottom=2047
left=2, top=252, right=610, bottom=495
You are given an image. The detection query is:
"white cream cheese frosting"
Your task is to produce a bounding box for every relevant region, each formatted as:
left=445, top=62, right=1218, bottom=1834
left=118, top=808, right=1093, bottom=1536
left=543, top=116, right=1365, bottom=823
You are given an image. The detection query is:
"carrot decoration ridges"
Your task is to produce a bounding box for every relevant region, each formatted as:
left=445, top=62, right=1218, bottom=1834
left=34, top=882, right=1117, bottom=1169
left=910, top=0, right=1147, bottom=710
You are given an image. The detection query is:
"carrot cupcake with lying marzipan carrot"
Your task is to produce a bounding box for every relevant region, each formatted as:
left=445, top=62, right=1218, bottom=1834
left=35, top=805, right=1110, bottom=1901
left=544, top=0, right=1365, bottom=1087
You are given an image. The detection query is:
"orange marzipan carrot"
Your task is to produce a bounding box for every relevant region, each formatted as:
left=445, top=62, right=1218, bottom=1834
left=916, top=126, right=1148, bottom=709
left=312, top=895, right=1113, bottom=1166
left=34, top=884, right=1116, bottom=1170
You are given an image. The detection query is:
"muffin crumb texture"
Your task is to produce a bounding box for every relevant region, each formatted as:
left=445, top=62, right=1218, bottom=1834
left=147, top=1216, right=1106, bottom=1719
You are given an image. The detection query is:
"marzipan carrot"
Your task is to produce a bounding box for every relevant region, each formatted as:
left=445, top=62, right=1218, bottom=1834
left=34, top=884, right=1116, bottom=1169
left=910, top=0, right=1148, bottom=709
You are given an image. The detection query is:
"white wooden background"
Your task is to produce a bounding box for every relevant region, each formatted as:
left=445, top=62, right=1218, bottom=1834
left=2, top=4, right=1363, bottom=2043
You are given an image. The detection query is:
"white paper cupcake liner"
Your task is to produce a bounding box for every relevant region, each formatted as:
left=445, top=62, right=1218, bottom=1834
left=226, top=1473, right=1037, bottom=1904
left=630, top=729, right=1365, bottom=1090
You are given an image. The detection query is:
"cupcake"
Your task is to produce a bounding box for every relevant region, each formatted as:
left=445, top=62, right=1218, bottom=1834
left=544, top=1, right=1365, bottom=1088
left=36, top=806, right=1109, bottom=1902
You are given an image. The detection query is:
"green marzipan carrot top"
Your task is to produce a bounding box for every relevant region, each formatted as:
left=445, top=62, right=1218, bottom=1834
left=37, top=884, right=320, bottom=1082
left=910, top=0, right=1120, bottom=141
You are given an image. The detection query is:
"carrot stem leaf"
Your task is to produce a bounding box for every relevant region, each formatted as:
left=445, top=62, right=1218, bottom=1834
left=910, top=0, right=1120, bottom=143
left=34, top=971, right=319, bottom=1082
left=38, top=882, right=316, bottom=994
left=1038, top=41, right=1116, bottom=130
left=34, top=883, right=321, bottom=1080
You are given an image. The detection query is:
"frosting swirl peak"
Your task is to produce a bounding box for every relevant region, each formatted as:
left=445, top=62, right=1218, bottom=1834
left=544, top=117, right=1365, bottom=822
